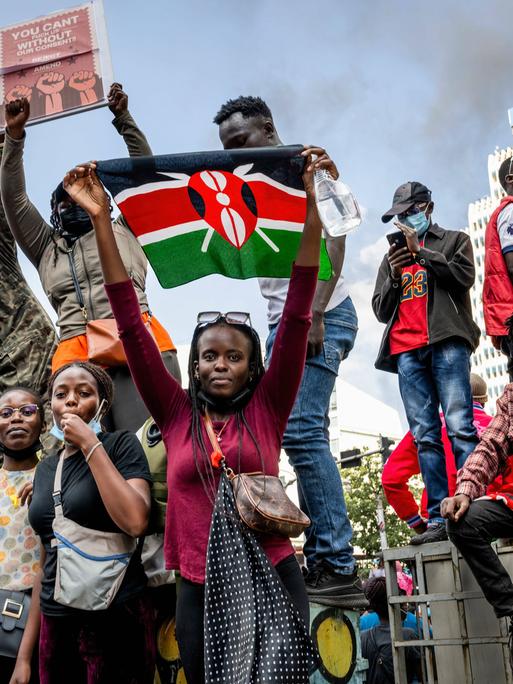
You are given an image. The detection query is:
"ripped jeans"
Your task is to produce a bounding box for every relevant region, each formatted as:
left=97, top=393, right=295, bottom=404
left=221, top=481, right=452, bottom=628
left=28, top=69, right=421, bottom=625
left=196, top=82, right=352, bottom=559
left=397, top=338, right=478, bottom=523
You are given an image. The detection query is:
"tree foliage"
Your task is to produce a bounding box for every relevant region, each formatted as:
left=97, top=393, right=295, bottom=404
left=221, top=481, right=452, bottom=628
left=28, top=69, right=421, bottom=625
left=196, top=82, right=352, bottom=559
left=342, top=453, right=424, bottom=555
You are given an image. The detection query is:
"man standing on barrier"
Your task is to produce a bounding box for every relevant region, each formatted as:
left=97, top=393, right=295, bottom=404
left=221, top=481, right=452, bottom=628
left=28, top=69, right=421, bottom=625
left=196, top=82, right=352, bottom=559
left=215, top=96, right=364, bottom=605
left=373, top=181, right=480, bottom=544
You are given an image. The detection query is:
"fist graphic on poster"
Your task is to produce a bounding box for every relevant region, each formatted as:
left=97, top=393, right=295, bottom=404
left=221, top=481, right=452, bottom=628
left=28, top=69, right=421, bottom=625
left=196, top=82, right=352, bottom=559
left=36, top=72, right=65, bottom=95
left=68, top=70, right=98, bottom=105
left=36, top=72, right=65, bottom=115
left=5, top=85, right=32, bottom=103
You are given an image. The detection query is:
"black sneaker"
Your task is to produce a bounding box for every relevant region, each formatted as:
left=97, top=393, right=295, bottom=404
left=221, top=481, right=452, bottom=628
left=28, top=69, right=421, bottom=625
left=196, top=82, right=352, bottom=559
left=305, top=562, right=368, bottom=608
left=410, top=522, right=448, bottom=545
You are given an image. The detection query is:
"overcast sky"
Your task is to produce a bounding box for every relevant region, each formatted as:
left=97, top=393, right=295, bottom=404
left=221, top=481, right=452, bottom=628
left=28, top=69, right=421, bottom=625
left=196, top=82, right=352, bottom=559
left=3, top=0, right=513, bottom=424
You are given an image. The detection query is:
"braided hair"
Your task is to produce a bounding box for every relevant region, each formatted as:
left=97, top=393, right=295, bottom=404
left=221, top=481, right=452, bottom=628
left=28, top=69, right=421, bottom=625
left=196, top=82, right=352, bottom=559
left=49, top=361, right=114, bottom=416
left=364, top=577, right=389, bottom=620
left=187, top=321, right=265, bottom=502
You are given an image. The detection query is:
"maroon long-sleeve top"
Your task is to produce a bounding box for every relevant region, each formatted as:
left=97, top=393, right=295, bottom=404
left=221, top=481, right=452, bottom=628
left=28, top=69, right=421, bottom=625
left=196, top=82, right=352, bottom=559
left=106, top=264, right=317, bottom=583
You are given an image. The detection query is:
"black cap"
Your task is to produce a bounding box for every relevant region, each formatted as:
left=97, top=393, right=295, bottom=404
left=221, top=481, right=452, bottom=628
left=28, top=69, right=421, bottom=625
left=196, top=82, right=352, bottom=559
left=381, top=181, right=432, bottom=223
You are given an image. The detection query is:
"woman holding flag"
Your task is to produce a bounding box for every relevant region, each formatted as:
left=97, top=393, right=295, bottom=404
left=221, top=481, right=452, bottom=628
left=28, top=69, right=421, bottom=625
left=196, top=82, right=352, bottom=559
left=62, top=146, right=334, bottom=683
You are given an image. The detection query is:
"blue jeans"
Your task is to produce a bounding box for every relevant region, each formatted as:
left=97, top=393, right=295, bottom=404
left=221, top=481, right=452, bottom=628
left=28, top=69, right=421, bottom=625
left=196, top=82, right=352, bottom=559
left=397, top=339, right=478, bottom=523
left=266, top=296, right=358, bottom=574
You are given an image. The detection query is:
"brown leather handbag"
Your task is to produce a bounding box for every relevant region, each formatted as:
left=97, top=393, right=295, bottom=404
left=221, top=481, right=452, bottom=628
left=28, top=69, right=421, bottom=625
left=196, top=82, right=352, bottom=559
left=86, top=318, right=127, bottom=366
left=204, top=414, right=310, bottom=538
left=67, top=248, right=154, bottom=366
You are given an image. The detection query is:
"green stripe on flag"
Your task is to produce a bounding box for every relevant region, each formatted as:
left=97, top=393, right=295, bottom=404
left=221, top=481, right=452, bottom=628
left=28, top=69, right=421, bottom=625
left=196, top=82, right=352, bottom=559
left=143, top=226, right=333, bottom=288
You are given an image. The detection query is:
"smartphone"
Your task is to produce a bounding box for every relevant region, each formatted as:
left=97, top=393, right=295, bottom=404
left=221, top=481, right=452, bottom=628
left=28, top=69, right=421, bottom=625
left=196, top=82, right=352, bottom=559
left=386, top=230, right=407, bottom=249
left=386, top=231, right=414, bottom=265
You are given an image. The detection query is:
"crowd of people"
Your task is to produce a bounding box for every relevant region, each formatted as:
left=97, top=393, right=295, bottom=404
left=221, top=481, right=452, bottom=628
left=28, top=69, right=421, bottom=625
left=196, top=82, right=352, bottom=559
left=0, top=83, right=513, bottom=684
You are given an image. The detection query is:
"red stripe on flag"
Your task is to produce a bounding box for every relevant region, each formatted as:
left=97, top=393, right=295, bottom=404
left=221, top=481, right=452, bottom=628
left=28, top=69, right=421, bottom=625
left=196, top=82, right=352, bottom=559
left=118, top=187, right=199, bottom=237
left=248, top=181, right=306, bottom=223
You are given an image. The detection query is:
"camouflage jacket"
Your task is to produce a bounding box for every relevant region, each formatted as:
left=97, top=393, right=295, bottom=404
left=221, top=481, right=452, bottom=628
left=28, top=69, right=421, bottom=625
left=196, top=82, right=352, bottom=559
left=0, top=141, right=57, bottom=400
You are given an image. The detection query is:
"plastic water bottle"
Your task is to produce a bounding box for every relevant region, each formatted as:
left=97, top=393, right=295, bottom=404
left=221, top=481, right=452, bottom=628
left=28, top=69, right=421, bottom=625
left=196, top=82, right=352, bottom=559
left=314, top=170, right=361, bottom=237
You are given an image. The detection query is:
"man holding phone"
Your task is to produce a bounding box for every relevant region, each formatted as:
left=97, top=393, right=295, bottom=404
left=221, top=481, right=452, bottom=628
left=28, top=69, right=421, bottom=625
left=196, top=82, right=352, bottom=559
left=372, top=181, right=480, bottom=544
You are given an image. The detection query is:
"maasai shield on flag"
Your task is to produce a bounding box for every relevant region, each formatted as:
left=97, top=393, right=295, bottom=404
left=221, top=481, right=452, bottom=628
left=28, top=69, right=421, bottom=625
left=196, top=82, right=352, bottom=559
left=97, top=145, right=333, bottom=288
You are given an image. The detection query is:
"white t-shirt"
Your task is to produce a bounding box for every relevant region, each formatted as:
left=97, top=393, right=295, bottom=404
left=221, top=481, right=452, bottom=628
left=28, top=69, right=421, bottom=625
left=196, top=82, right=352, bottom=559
left=497, top=204, right=513, bottom=254
left=258, top=271, right=349, bottom=326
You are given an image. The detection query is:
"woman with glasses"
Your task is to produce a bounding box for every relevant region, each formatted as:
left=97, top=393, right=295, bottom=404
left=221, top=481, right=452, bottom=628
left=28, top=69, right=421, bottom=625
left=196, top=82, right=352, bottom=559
left=0, top=388, right=44, bottom=684
left=62, top=145, right=333, bottom=683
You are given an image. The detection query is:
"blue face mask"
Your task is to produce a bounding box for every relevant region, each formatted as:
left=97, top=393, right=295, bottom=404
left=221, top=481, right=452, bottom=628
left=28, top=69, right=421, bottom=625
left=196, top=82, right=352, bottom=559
left=404, top=210, right=430, bottom=237
left=50, top=400, right=106, bottom=443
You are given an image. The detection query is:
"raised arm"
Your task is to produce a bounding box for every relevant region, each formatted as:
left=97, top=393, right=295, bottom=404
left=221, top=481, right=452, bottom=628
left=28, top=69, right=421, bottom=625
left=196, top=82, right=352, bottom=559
left=259, top=146, right=327, bottom=429
left=63, top=163, right=186, bottom=427
left=0, top=134, right=22, bottom=277
left=0, top=99, right=52, bottom=267
left=108, top=83, right=152, bottom=157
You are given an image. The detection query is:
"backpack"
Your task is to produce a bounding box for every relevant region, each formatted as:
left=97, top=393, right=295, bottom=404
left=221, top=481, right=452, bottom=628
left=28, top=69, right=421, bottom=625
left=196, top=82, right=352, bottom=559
left=139, top=418, right=167, bottom=533
left=138, top=419, right=174, bottom=587
left=363, top=626, right=395, bottom=684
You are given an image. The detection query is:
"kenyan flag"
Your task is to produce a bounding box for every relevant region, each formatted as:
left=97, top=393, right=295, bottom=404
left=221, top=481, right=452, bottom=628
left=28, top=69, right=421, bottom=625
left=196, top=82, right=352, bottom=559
left=97, top=145, right=332, bottom=288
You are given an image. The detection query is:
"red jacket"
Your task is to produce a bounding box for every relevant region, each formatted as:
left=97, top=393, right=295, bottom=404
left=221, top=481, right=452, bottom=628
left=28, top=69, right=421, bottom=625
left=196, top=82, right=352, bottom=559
left=382, top=405, right=492, bottom=527
left=483, top=196, right=513, bottom=337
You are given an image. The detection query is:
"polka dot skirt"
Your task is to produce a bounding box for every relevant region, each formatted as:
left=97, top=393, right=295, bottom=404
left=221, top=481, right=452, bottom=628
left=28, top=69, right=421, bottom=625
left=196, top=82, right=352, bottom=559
left=204, top=474, right=316, bottom=683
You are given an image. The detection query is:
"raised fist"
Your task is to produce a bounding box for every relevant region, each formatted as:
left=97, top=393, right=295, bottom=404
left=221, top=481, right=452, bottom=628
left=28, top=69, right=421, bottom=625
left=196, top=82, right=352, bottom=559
left=4, top=97, right=30, bottom=139
left=5, top=84, right=32, bottom=103
left=69, top=70, right=97, bottom=92
left=107, top=82, right=128, bottom=116
left=36, top=72, right=64, bottom=115
left=36, top=72, right=65, bottom=95
left=68, top=70, right=98, bottom=105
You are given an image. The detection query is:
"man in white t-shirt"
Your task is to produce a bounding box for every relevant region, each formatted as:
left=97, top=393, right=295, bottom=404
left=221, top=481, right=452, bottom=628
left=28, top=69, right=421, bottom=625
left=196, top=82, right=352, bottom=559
left=483, top=156, right=513, bottom=381
left=214, top=96, right=364, bottom=606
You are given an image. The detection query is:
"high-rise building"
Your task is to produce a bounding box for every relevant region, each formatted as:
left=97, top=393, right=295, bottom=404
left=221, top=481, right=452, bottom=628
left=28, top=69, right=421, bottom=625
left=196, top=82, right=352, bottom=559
left=468, top=146, right=513, bottom=410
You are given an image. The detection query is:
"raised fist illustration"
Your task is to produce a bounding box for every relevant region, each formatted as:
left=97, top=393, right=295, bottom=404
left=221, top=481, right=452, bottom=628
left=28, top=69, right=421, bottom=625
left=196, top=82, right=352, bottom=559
left=5, top=84, right=32, bottom=103
left=36, top=72, right=65, bottom=95
left=68, top=70, right=98, bottom=105
left=36, top=72, right=64, bottom=115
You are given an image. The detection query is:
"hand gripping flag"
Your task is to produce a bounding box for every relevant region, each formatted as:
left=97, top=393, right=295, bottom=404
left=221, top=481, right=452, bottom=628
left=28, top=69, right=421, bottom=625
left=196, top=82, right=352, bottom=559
left=97, top=145, right=333, bottom=288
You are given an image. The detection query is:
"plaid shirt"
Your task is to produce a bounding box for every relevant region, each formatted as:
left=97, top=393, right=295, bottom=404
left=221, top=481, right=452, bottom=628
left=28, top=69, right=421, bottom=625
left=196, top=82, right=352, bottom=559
left=456, top=385, right=513, bottom=501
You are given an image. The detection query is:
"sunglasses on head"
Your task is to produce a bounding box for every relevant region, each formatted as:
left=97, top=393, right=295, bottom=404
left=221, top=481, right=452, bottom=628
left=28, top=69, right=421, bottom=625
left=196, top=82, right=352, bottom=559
left=196, top=311, right=252, bottom=327
left=0, top=404, right=39, bottom=420
left=397, top=201, right=430, bottom=221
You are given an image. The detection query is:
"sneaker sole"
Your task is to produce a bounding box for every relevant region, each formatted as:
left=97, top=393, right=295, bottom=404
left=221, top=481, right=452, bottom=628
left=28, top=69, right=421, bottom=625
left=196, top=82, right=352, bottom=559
left=308, top=593, right=369, bottom=609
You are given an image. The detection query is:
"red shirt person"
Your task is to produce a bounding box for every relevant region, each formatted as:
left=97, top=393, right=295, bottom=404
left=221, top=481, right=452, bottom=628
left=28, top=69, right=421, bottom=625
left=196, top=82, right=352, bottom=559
left=382, top=374, right=491, bottom=532
left=373, top=181, right=479, bottom=545
left=483, top=156, right=513, bottom=381
left=444, top=384, right=513, bottom=655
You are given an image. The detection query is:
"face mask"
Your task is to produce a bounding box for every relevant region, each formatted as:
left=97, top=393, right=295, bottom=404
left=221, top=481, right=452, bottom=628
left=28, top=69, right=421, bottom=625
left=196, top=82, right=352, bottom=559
left=58, top=204, right=93, bottom=237
left=50, top=399, right=106, bottom=443
left=404, top=209, right=430, bottom=237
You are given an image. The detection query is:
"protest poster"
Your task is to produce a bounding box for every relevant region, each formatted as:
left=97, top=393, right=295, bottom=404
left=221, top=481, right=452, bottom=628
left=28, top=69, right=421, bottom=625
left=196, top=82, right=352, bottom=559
left=0, top=0, right=113, bottom=129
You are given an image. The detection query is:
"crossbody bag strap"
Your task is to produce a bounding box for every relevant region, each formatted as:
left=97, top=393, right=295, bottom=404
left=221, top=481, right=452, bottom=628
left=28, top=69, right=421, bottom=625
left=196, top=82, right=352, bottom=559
left=66, top=247, right=88, bottom=322
left=203, top=412, right=234, bottom=474
left=203, top=412, right=223, bottom=457
left=52, top=453, right=65, bottom=520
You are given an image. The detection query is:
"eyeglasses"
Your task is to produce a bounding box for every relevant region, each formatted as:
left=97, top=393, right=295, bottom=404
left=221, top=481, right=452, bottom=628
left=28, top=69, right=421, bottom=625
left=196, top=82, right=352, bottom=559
left=397, top=202, right=430, bottom=221
left=0, top=404, right=39, bottom=419
left=197, top=311, right=252, bottom=327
